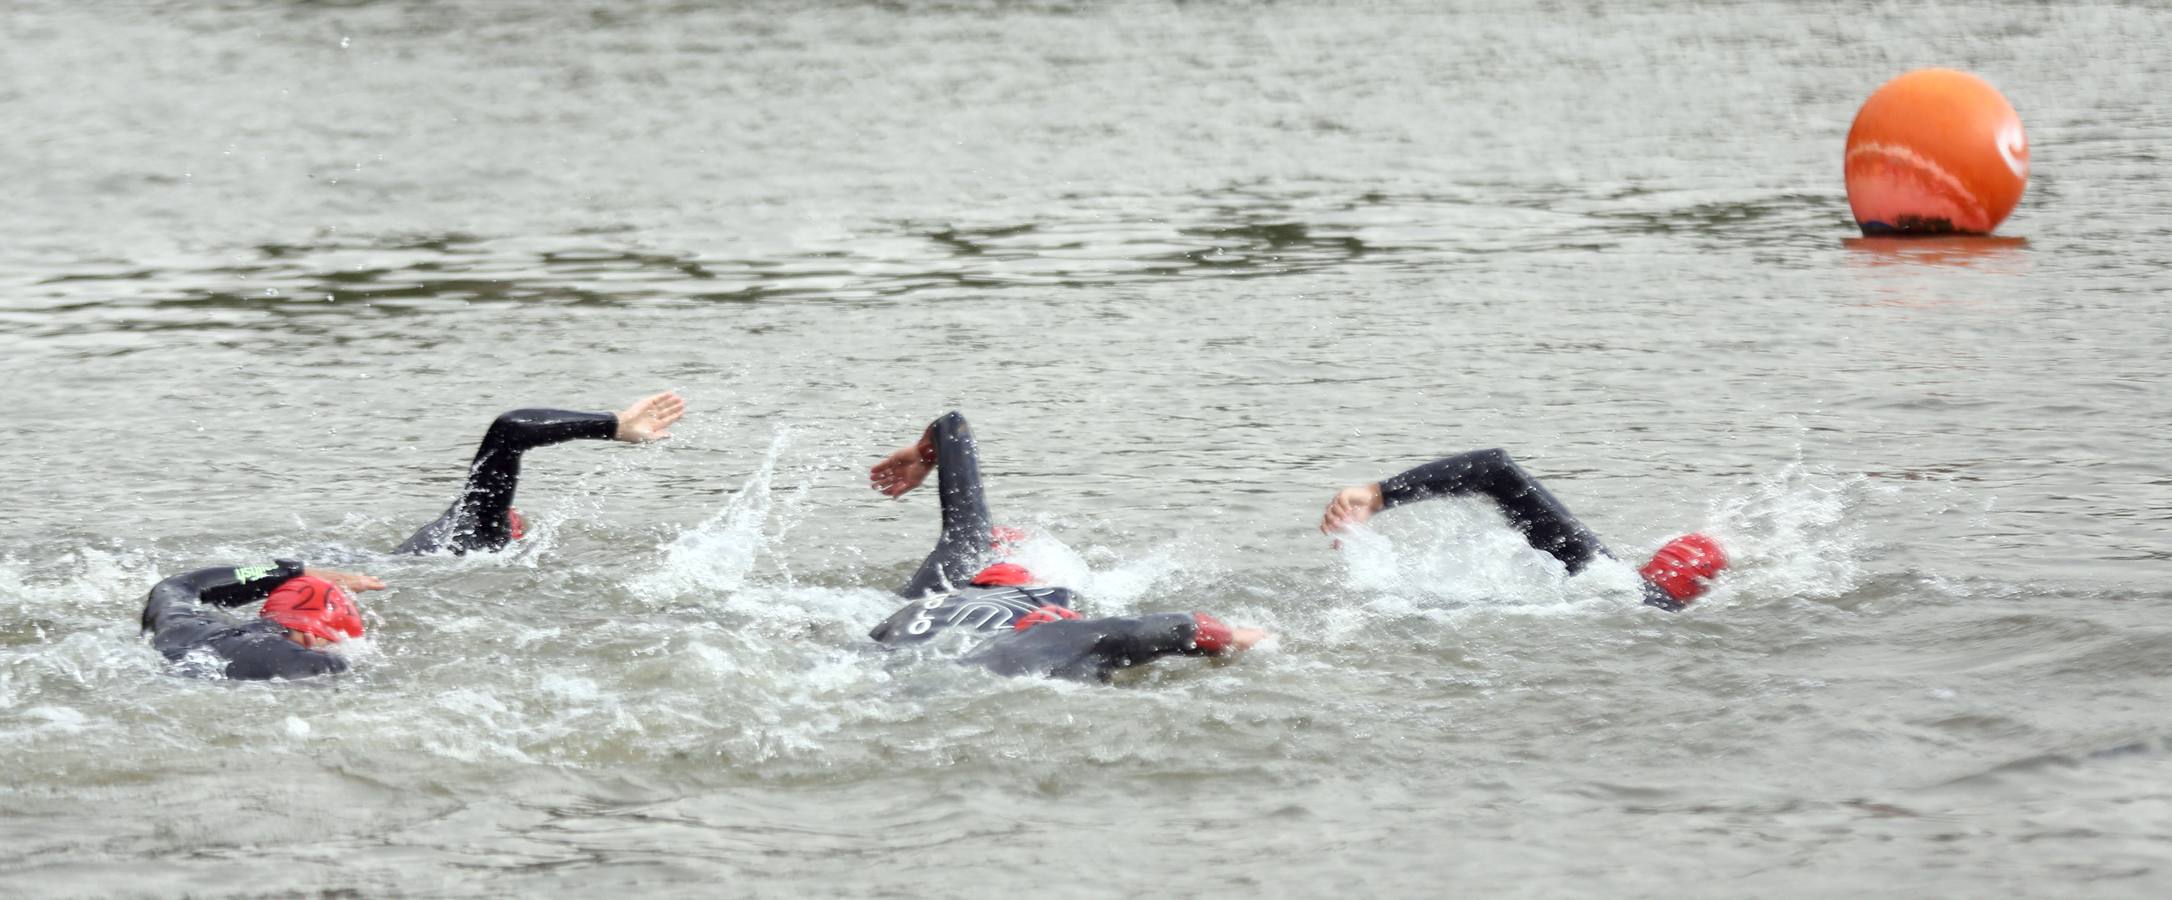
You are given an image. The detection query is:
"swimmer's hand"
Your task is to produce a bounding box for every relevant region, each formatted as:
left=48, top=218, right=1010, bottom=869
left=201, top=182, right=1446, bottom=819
left=1320, top=483, right=1385, bottom=549
left=870, top=438, right=935, bottom=498
left=614, top=391, right=686, bottom=443
left=305, top=569, right=386, bottom=594
left=1230, top=627, right=1269, bottom=652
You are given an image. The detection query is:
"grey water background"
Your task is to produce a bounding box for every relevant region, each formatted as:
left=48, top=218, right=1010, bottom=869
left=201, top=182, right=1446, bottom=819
left=2, top=0, right=2169, bottom=895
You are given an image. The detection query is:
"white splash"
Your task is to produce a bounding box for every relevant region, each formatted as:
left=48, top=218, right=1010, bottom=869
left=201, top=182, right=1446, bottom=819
left=634, top=429, right=808, bottom=602
left=1703, top=458, right=1877, bottom=604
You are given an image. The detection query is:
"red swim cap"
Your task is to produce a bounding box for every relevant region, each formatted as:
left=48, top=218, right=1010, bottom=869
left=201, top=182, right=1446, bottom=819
left=1640, top=533, right=1728, bottom=604
left=506, top=508, right=526, bottom=541
left=260, top=576, right=365, bottom=643
left=971, top=561, right=1036, bottom=588
left=1013, top=604, right=1080, bottom=632
left=1190, top=612, right=1234, bottom=654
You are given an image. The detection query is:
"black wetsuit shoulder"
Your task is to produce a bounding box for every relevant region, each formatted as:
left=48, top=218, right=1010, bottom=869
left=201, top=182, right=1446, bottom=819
left=956, top=612, right=1204, bottom=683
left=140, top=562, right=348, bottom=681
left=396, top=408, right=617, bottom=555
left=869, top=585, right=1076, bottom=648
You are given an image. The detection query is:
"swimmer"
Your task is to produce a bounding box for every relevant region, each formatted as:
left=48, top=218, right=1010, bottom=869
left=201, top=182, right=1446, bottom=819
left=868, top=411, right=1267, bottom=682
left=1320, top=449, right=1728, bottom=609
left=396, top=391, right=685, bottom=555
left=139, top=561, right=385, bottom=680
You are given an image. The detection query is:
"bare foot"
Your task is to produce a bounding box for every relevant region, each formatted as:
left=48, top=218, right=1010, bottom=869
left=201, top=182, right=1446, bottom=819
left=615, top=391, right=686, bottom=443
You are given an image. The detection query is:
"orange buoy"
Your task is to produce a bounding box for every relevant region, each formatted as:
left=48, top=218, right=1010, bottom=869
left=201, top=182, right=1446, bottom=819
left=1844, top=69, right=2028, bottom=235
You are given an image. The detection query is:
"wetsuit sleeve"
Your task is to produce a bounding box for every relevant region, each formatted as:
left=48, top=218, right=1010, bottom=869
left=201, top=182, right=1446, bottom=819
left=1376, top=448, right=1611, bottom=574
left=221, top=634, right=348, bottom=681
left=140, top=560, right=305, bottom=634
left=1091, top=612, right=1214, bottom=671
left=396, top=408, right=618, bottom=555
left=898, top=411, right=998, bottom=597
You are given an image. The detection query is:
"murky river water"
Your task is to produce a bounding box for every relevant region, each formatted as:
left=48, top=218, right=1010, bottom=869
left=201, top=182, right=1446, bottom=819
left=3, top=1, right=2170, bottom=896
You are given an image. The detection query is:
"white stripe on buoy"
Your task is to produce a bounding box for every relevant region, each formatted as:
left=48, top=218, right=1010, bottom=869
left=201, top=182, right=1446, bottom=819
left=1844, top=140, right=1988, bottom=224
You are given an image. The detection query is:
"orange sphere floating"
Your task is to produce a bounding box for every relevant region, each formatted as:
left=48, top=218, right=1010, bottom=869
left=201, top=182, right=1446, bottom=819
left=1844, top=68, right=2028, bottom=235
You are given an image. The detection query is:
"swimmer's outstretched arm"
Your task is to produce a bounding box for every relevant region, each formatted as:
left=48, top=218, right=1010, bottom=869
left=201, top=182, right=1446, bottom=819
left=140, top=560, right=384, bottom=632
left=959, top=610, right=1268, bottom=681
left=871, top=411, right=996, bottom=597
left=1102, top=613, right=1267, bottom=659
left=395, top=391, right=685, bottom=555
left=1322, top=450, right=1730, bottom=610
left=1320, top=448, right=1610, bottom=573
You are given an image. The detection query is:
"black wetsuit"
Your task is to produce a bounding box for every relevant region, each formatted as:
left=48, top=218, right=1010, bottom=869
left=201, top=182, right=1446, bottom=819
left=870, top=412, right=1225, bottom=682
left=869, top=584, right=1077, bottom=647
left=139, top=560, right=347, bottom=681
left=1377, top=448, right=1684, bottom=610
left=871, top=412, right=1074, bottom=646
left=957, top=612, right=1222, bottom=683
left=395, top=408, right=617, bottom=555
